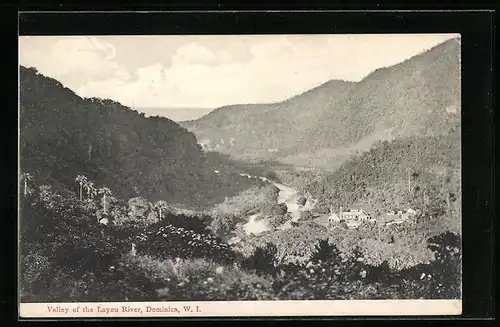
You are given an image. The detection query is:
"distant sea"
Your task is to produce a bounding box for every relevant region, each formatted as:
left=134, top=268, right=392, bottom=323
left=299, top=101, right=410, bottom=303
left=138, top=107, right=214, bottom=122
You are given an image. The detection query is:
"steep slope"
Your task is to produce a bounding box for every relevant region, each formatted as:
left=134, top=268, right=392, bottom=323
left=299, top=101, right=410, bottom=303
left=180, top=80, right=355, bottom=162
left=299, top=38, right=460, bottom=151
left=19, top=66, right=261, bottom=209
left=304, top=128, right=461, bottom=234
left=182, top=38, right=461, bottom=169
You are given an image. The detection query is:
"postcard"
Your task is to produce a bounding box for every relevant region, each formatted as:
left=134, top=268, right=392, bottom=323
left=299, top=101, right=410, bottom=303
left=18, top=33, right=462, bottom=317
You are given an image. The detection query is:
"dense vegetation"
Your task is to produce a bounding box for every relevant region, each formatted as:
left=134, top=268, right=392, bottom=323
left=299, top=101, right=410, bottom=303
left=181, top=80, right=354, bottom=163
left=181, top=38, right=460, bottom=169
left=20, top=177, right=461, bottom=302
left=19, top=112, right=462, bottom=303
left=205, top=151, right=291, bottom=181
left=300, top=130, right=461, bottom=235
left=20, top=66, right=261, bottom=210
left=207, top=184, right=288, bottom=238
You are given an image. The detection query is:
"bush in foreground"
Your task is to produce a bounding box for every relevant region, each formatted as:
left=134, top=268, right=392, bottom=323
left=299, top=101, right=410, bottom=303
left=19, top=180, right=461, bottom=302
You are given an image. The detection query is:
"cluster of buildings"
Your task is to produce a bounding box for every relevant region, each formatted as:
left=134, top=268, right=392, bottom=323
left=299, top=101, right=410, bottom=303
left=384, top=208, right=419, bottom=226
left=327, top=207, right=419, bottom=228
left=327, top=208, right=373, bottom=229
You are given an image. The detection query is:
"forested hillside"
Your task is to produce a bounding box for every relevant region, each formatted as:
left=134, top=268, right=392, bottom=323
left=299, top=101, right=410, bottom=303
left=182, top=38, right=460, bottom=169
left=180, top=80, right=354, bottom=162
left=19, top=66, right=260, bottom=209
left=304, top=128, right=461, bottom=234
left=302, top=38, right=460, bottom=149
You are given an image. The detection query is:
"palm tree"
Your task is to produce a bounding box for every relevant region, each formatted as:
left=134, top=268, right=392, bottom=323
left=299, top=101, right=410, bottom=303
left=99, top=187, right=112, bottom=214
left=87, top=144, right=93, bottom=161
left=155, top=200, right=169, bottom=220
left=75, top=175, right=88, bottom=201
left=106, top=195, right=118, bottom=220
left=89, top=185, right=98, bottom=200
left=406, top=168, right=412, bottom=195
left=423, top=189, right=428, bottom=216
left=83, top=181, right=95, bottom=200
left=146, top=201, right=160, bottom=221
left=20, top=172, right=33, bottom=197
left=130, top=243, right=137, bottom=257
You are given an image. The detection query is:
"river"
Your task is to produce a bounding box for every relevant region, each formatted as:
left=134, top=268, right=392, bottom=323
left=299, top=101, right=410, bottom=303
left=240, top=174, right=307, bottom=235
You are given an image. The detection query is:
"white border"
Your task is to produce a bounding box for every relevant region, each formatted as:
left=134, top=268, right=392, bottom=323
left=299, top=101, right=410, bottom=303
left=20, top=300, right=462, bottom=317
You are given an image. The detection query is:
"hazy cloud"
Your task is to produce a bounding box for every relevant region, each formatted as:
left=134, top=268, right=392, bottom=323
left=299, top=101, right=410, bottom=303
left=19, top=34, right=458, bottom=110
left=20, top=36, right=130, bottom=90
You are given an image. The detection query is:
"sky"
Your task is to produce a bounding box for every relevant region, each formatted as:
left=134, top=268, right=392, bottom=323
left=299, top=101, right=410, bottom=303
left=19, top=34, right=458, bottom=119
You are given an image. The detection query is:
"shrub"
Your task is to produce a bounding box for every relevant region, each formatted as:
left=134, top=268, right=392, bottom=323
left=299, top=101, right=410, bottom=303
left=242, top=243, right=280, bottom=276
left=299, top=210, right=315, bottom=221
left=19, top=251, right=52, bottom=300
left=236, top=222, right=333, bottom=266
left=138, top=221, right=238, bottom=265
left=212, top=186, right=268, bottom=216
left=260, top=184, right=280, bottom=203
left=260, top=202, right=287, bottom=217
left=126, top=254, right=276, bottom=301
left=268, top=212, right=289, bottom=229
left=127, top=197, right=151, bottom=220
left=310, top=239, right=340, bottom=263
left=163, top=212, right=211, bottom=233
left=313, top=201, right=330, bottom=215
left=209, top=211, right=238, bottom=237
left=297, top=196, right=307, bottom=206
left=424, top=232, right=462, bottom=298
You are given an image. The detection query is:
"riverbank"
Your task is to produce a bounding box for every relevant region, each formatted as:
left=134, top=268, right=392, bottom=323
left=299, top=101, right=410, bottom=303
left=240, top=174, right=315, bottom=235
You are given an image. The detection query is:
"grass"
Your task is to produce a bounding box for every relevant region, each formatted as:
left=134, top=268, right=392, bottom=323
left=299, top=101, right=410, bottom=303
left=124, top=254, right=277, bottom=301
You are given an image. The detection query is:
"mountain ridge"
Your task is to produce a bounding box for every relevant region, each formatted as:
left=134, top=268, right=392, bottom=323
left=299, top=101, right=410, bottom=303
left=180, top=38, right=460, bottom=168
left=19, top=66, right=262, bottom=210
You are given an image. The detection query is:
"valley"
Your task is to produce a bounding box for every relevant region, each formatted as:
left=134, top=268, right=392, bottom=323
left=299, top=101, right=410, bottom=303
left=19, top=36, right=462, bottom=303
left=180, top=38, right=460, bottom=169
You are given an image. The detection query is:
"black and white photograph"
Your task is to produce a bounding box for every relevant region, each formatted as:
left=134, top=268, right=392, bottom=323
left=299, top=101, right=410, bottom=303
left=18, top=33, right=462, bottom=316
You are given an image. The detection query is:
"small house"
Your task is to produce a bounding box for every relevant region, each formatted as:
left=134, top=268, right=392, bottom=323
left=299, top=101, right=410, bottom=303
left=358, top=213, right=372, bottom=221
left=327, top=207, right=372, bottom=228
left=341, top=209, right=371, bottom=221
